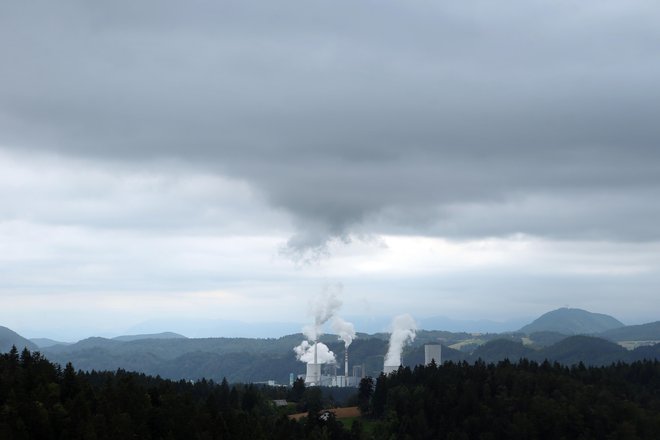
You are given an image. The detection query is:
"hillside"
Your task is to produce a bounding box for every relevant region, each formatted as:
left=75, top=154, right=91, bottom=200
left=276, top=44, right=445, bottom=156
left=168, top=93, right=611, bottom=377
left=41, top=333, right=390, bottom=384
left=527, top=331, right=568, bottom=347
left=30, top=338, right=72, bottom=348
left=599, top=321, right=660, bottom=342
left=470, top=339, right=535, bottom=363
left=519, top=308, right=624, bottom=335
left=0, top=326, right=38, bottom=352
left=112, top=332, right=188, bottom=342
left=537, top=335, right=629, bottom=366
left=4, top=310, right=658, bottom=384
left=40, top=331, right=660, bottom=384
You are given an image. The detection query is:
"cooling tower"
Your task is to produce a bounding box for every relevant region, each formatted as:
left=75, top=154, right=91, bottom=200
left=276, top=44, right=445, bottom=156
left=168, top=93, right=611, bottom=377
left=424, top=344, right=442, bottom=365
left=305, top=363, right=322, bottom=385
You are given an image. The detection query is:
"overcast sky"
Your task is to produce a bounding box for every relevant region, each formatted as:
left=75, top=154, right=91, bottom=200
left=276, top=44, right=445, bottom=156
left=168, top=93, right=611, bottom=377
left=2, top=1, right=660, bottom=340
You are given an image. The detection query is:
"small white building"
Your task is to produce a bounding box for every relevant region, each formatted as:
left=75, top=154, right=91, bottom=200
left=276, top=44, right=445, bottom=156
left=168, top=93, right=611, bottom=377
left=425, top=344, right=442, bottom=365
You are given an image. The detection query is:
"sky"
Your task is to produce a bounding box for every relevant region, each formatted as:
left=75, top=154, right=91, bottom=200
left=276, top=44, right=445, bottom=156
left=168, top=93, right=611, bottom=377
left=2, top=1, right=660, bottom=341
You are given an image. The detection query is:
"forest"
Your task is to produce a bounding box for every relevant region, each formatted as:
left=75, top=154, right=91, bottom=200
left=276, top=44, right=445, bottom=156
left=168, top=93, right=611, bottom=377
left=0, top=347, right=353, bottom=439
left=2, top=346, right=660, bottom=439
left=359, top=359, right=660, bottom=439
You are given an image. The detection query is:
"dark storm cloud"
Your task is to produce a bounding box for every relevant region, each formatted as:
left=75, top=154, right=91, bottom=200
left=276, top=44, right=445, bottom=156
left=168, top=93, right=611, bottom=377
left=2, top=0, right=660, bottom=250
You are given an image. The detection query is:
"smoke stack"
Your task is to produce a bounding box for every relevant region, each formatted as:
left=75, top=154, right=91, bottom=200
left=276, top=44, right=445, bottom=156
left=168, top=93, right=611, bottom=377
left=345, top=348, right=349, bottom=376
left=314, top=340, right=318, bottom=364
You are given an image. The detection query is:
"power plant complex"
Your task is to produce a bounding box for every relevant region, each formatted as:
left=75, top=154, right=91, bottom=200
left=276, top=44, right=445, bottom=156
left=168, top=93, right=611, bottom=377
left=294, top=292, right=439, bottom=388
left=302, top=343, right=361, bottom=387
left=298, top=342, right=442, bottom=387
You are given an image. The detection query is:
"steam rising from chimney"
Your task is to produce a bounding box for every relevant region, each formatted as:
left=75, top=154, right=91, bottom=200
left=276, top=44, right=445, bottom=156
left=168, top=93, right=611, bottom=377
left=295, top=284, right=344, bottom=365
left=384, top=314, right=417, bottom=367
left=302, top=284, right=342, bottom=341
left=332, top=316, right=356, bottom=348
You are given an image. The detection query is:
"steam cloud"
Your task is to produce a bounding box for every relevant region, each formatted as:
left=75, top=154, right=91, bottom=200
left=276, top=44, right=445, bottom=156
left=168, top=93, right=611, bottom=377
left=332, top=316, right=356, bottom=348
left=293, top=340, right=336, bottom=364
left=295, top=284, right=348, bottom=365
left=302, top=284, right=343, bottom=341
left=384, top=314, right=417, bottom=367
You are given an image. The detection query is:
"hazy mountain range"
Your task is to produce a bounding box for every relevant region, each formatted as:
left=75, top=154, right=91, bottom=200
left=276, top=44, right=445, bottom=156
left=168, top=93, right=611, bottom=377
left=1, top=308, right=658, bottom=385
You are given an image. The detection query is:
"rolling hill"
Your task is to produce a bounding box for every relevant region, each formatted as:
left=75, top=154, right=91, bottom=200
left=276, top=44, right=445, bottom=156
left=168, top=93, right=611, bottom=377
left=30, top=338, right=73, bottom=348
left=519, top=308, right=624, bottom=335
left=112, top=332, right=188, bottom=342
left=4, top=307, right=659, bottom=385
left=470, top=339, right=535, bottom=363
left=537, top=335, right=629, bottom=366
left=598, top=321, right=660, bottom=342
left=0, top=326, right=38, bottom=352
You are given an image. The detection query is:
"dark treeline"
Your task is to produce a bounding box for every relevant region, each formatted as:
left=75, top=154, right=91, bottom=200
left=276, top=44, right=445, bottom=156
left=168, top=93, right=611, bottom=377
left=0, top=347, right=357, bottom=439
left=4, top=345, right=660, bottom=439
left=359, top=359, right=660, bottom=439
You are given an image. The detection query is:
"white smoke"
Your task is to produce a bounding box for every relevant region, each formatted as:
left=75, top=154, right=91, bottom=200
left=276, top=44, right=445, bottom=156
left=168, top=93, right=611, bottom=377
left=384, top=314, right=417, bottom=367
left=302, top=284, right=343, bottom=341
left=295, top=285, right=347, bottom=366
left=293, top=341, right=336, bottom=364
left=332, top=316, right=356, bottom=348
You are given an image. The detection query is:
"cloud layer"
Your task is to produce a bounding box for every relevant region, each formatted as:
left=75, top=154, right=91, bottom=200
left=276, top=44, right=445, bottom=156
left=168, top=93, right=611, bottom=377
left=2, top=1, right=660, bottom=252
left=1, top=2, right=660, bottom=338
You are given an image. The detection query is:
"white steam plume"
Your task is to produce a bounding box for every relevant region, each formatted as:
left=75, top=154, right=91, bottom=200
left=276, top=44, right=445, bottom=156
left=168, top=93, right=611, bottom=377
left=302, top=284, right=343, bottom=341
left=294, top=341, right=336, bottom=364
left=384, top=314, right=417, bottom=367
left=332, top=316, right=356, bottom=348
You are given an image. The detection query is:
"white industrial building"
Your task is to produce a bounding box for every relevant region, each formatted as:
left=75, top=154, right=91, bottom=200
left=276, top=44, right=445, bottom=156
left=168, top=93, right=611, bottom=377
left=425, top=344, right=442, bottom=365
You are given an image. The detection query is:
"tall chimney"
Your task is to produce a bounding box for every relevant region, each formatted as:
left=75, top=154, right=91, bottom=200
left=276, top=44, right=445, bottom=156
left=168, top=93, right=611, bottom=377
left=345, top=348, right=349, bottom=376
left=314, top=341, right=318, bottom=364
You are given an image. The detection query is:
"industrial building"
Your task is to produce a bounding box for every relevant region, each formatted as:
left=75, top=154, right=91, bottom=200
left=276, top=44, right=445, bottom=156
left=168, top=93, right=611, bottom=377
left=301, top=345, right=362, bottom=387
left=425, top=344, right=442, bottom=365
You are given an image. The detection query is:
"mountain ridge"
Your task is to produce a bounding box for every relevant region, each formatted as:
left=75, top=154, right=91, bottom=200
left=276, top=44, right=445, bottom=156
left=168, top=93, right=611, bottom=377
left=112, top=332, right=188, bottom=342
left=2, top=306, right=659, bottom=385
left=519, top=307, right=624, bottom=335
left=0, top=326, right=38, bottom=352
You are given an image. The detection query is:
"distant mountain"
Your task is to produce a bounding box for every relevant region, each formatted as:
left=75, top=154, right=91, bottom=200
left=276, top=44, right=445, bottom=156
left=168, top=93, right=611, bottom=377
left=598, top=321, right=660, bottom=342
left=113, top=332, right=187, bottom=342
left=30, top=338, right=73, bottom=348
left=467, top=334, right=654, bottom=366
left=34, top=328, right=660, bottom=383
left=0, top=326, right=38, bottom=352
left=520, top=308, right=624, bottom=335
left=126, top=318, right=303, bottom=338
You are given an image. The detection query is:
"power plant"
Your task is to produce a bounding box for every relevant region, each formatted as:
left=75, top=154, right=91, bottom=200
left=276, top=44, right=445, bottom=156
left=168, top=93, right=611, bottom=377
left=298, top=338, right=443, bottom=386
left=301, top=344, right=360, bottom=387
left=295, top=292, right=423, bottom=387
left=304, top=341, right=322, bottom=385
